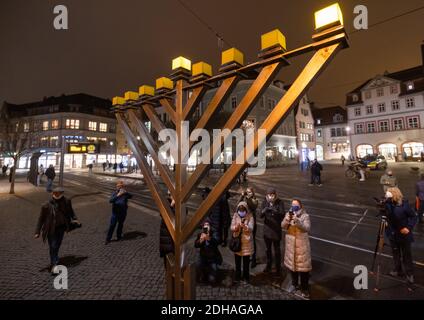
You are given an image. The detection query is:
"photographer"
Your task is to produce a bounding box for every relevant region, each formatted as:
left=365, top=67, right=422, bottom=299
left=231, top=202, right=254, bottom=283
left=239, top=187, right=259, bottom=268
left=194, top=221, right=222, bottom=284
left=105, top=181, right=133, bottom=244
left=384, top=187, right=417, bottom=286
left=282, top=199, right=312, bottom=299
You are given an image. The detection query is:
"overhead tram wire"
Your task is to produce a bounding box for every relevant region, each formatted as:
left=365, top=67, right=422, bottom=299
left=175, top=0, right=233, bottom=48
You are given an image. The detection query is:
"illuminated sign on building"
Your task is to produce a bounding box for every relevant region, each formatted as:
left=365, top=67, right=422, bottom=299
left=67, top=143, right=100, bottom=154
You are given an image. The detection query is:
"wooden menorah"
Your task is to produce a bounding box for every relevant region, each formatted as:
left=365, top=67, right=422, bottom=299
left=112, top=3, right=349, bottom=300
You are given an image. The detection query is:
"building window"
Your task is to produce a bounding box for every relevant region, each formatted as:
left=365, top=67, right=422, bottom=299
left=355, top=123, right=364, bottom=134
left=50, top=136, right=59, bottom=147
left=407, top=117, right=419, bottom=129
left=391, top=100, right=400, bottom=111
left=42, top=121, right=49, bottom=131
left=354, top=107, right=361, bottom=116
left=40, top=137, right=49, bottom=147
left=366, top=105, right=373, bottom=114
left=352, top=94, right=359, bottom=102
left=231, top=96, right=237, bottom=109
left=407, top=82, right=414, bottom=91
left=376, top=88, right=384, bottom=97
left=379, top=121, right=389, bottom=132
left=299, top=121, right=305, bottom=129
left=66, top=119, right=80, bottom=129
left=51, top=120, right=59, bottom=129
left=307, top=123, right=313, bottom=130
left=406, top=97, right=415, bottom=108
left=301, top=108, right=309, bottom=116
left=393, top=119, right=404, bottom=131
left=331, top=143, right=349, bottom=153
left=23, top=122, right=29, bottom=132
left=367, top=122, right=376, bottom=133
left=317, top=129, right=322, bottom=137
left=333, top=114, right=343, bottom=122
left=378, top=103, right=386, bottom=113
left=390, top=85, right=398, bottom=94
left=331, top=128, right=336, bottom=137
left=317, top=119, right=321, bottom=125
left=99, top=123, right=108, bottom=132
left=89, top=121, right=97, bottom=131
left=364, top=91, right=371, bottom=100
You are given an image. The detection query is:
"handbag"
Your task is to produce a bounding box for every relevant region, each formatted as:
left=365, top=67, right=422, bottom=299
left=68, top=218, right=82, bottom=231
left=229, top=231, right=242, bottom=252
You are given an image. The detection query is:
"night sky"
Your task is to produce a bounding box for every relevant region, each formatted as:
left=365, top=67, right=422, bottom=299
left=1, top=0, right=423, bottom=107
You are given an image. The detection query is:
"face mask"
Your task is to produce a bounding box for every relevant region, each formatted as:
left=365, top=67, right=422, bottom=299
left=52, top=194, right=63, bottom=200
left=385, top=191, right=393, bottom=200
left=291, top=205, right=301, bottom=212
left=238, top=210, right=247, bottom=218
left=246, top=191, right=253, bottom=198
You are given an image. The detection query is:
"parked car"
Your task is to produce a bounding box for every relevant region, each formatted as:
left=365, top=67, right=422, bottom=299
left=358, top=154, right=387, bottom=170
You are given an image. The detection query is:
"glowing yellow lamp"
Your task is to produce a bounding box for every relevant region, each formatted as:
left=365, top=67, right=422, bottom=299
left=112, top=96, right=126, bottom=106
left=139, top=85, right=155, bottom=96
left=314, top=3, right=344, bottom=31
left=124, top=91, right=139, bottom=101
left=156, top=77, right=174, bottom=90
left=192, top=62, right=212, bottom=77
left=261, top=29, right=287, bottom=51
left=221, top=48, right=244, bottom=66
left=172, top=56, right=192, bottom=71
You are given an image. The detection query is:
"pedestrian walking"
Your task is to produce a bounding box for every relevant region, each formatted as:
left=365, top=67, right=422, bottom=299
left=239, top=187, right=259, bottom=268
left=119, top=162, right=124, bottom=173
left=281, top=199, right=312, bottom=299
left=194, top=221, right=222, bottom=284
left=113, top=163, right=117, bottom=173
left=34, top=187, right=81, bottom=274
left=309, top=159, right=323, bottom=186
left=2, top=164, right=8, bottom=177
left=260, top=187, right=285, bottom=274
left=44, top=165, right=56, bottom=192
left=105, top=181, right=133, bottom=244
left=384, top=187, right=417, bottom=287
left=88, top=163, right=93, bottom=174
left=416, top=173, right=424, bottom=223
left=102, top=162, right=107, bottom=172
left=380, top=169, right=398, bottom=193
left=341, top=155, right=345, bottom=166
left=231, top=201, right=254, bottom=283
left=160, top=192, right=175, bottom=268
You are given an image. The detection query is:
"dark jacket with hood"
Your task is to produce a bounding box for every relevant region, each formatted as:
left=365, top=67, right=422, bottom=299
left=194, top=232, right=223, bottom=265
left=260, top=197, right=285, bottom=241
left=385, top=199, right=417, bottom=243
left=35, top=196, right=77, bottom=241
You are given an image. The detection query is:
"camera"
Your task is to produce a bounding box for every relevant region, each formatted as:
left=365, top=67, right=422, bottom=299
left=202, top=226, right=209, bottom=234
left=372, top=197, right=388, bottom=217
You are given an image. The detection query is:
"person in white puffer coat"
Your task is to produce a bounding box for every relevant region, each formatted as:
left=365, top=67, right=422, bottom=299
left=281, top=199, right=312, bottom=299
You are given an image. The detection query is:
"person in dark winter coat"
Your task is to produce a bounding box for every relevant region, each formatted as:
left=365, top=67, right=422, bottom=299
left=194, top=221, right=222, bottom=284
left=105, top=181, right=133, bottom=244
left=239, top=187, right=259, bottom=268
left=159, top=192, right=175, bottom=268
left=34, top=187, right=79, bottom=274
left=44, top=165, right=56, bottom=192
left=201, top=187, right=231, bottom=246
left=384, top=187, right=417, bottom=286
left=309, top=159, right=323, bottom=186
left=260, top=187, right=285, bottom=274
left=415, top=173, right=424, bottom=223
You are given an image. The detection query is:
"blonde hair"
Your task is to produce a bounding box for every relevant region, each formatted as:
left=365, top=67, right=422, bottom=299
left=387, top=187, right=403, bottom=205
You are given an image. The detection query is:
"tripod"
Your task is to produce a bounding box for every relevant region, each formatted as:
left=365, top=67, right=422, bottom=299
left=370, top=215, right=388, bottom=292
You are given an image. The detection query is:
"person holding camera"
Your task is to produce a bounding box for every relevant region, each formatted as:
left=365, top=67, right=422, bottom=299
left=260, top=187, right=285, bottom=274
left=380, top=169, right=398, bottom=193
left=239, top=187, right=259, bottom=268
left=159, top=191, right=175, bottom=269
left=231, top=201, right=254, bottom=283
left=194, top=221, right=223, bottom=284
left=281, top=199, right=312, bottom=299
left=105, top=181, right=133, bottom=244
left=34, top=187, right=80, bottom=274
left=384, top=187, right=417, bottom=286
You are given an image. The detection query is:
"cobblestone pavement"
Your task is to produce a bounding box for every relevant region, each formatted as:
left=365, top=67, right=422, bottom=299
left=0, top=176, right=291, bottom=300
